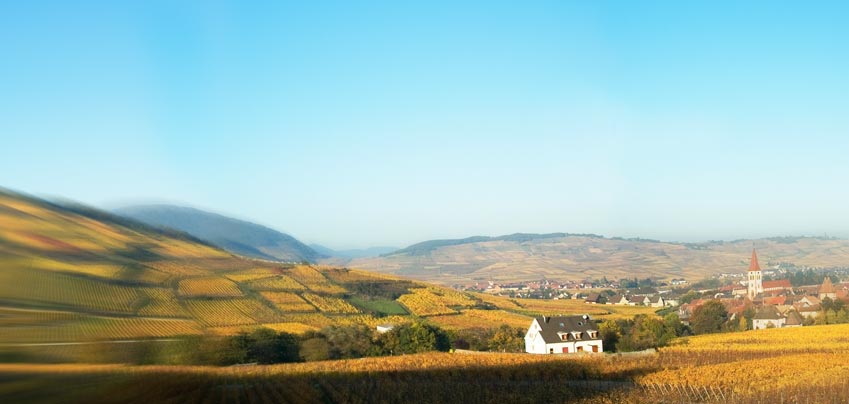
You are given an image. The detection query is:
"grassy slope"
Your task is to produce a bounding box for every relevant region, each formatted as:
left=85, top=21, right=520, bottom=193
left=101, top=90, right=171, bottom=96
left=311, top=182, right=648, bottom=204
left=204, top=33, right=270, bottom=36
left=344, top=234, right=849, bottom=285
left=0, top=190, right=641, bottom=345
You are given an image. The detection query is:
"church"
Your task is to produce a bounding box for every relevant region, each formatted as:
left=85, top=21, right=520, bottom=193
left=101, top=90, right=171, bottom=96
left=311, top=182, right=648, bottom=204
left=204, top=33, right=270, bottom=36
left=746, top=248, right=792, bottom=300
left=747, top=249, right=764, bottom=299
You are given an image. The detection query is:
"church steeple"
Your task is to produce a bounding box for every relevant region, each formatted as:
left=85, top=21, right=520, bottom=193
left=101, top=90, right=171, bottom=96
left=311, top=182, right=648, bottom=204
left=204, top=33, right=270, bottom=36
left=747, top=248, right=763, bottom=300
left=748, top=248, right=761, bottom=272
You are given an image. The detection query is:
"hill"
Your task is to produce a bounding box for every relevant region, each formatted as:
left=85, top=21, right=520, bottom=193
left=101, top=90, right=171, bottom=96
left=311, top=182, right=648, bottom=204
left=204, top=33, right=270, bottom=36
left=114, top=205, right=323, bottom=263
left=342, top=233, right=849, bottom=285
left=0, top=189, right=648, bottom=345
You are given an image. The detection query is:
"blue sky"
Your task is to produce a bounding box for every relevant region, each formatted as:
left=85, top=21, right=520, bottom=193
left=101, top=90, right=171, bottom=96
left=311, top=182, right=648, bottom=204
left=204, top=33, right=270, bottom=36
left=2, top=1, right=848, bottom=248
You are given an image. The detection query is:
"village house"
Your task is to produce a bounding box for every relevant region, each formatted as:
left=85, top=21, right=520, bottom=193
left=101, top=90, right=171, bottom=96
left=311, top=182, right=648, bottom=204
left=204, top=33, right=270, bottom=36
left=752, top=305, right=804, bottom=329
left=819, top=277, right=837, bottom=300
left=645, top=295, right=665, bottom=308
left=607, top=294, right=633, bottom=306
left=524, top=315, right=603, bottom=354
left=584, top=293, right=604, bottom=304
left=752, top=305, right=785, bottom=329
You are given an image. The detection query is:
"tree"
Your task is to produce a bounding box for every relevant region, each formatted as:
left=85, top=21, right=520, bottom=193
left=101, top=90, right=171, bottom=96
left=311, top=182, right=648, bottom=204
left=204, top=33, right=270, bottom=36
left=247, top=328, right=300, bottom=364
left=391, top=322, right=451, bottom=354
left=599, top=320, right=621, bottom=352
left=322, top=324, right=377, bottom=359
left=299, top=334, right=331, bottom=362
left=487, top=325, right=524, bottom=353
left=690, top=300, right=728, bottom=334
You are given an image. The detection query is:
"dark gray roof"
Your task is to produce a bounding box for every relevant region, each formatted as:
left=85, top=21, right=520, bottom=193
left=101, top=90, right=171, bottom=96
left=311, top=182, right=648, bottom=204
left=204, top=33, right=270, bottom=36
left=534, top=315, right=600, bottom=344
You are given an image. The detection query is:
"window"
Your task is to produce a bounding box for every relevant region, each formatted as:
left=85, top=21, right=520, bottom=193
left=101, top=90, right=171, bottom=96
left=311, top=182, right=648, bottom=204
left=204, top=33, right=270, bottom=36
left=577, top=346, right=584, bottom=352
left=562, top=347, right=569, bottom=353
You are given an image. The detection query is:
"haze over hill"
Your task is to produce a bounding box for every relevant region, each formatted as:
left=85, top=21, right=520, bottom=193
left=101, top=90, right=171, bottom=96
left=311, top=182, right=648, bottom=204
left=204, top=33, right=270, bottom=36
left=338, top=233, right=849, bottom=285
left=115, top=205, right=324, bottom=263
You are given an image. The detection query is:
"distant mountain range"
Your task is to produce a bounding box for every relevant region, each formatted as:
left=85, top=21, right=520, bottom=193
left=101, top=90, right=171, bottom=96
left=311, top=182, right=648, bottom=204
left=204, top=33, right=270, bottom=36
left=309, top=244, right=399, bottom=259
left=114, top=205, right=324, bottom=263
left=342, top=233, right=849, bottom=285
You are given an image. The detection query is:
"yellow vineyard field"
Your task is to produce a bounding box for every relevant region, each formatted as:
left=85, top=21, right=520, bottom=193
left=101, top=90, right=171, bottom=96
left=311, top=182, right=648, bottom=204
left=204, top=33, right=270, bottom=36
left=178, top=277, right=243, bottom=297
left=246, top=275, right=306, bottom=291
left=259, top=291, right=316, bottom=312
left=301, top=293, right=360, bottom=314
left=397, top=288, right=458, bottom=317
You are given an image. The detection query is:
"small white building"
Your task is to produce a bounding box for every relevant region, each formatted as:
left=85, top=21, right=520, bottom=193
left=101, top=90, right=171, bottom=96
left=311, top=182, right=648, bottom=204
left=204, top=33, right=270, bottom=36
left=524, top=315, right=603, bottom=354
left=752, top=305, right=804, bottom=329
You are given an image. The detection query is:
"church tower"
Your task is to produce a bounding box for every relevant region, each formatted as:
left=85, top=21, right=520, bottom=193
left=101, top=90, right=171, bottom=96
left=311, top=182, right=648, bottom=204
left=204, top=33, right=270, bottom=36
left=747, top=248, right=763, bottom=300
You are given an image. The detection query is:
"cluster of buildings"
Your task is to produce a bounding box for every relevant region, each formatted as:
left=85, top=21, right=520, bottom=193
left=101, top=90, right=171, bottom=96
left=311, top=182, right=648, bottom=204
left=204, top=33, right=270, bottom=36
left=524, top=249, right=845, bottom=355
left=458, top=278, right=624, bottom=299
left=678, top=249, right=845, bottom=329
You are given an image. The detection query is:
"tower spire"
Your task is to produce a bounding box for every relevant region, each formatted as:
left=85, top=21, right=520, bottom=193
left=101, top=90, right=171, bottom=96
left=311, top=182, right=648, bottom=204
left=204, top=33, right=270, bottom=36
left=748, top=248, right=761, bottom=272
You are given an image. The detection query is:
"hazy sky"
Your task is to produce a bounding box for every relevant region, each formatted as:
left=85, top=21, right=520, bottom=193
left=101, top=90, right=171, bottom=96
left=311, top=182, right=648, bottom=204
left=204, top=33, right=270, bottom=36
left=2, top=1, right=848, bottom=248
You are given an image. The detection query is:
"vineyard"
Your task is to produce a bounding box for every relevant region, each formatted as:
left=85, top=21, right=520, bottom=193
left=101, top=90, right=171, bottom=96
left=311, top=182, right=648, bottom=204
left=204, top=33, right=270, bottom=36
left=5, top=324, right=849, bottom=403
left=178, top=277, right=243, bottom=297
left=301, top=293, right=360, bottom=314
left=259, top=292, right=316, bottom=312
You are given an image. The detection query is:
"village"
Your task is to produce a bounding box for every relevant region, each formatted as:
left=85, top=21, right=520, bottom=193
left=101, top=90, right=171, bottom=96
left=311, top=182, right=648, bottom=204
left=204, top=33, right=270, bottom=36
left=517, top=249, right=849, bottom=354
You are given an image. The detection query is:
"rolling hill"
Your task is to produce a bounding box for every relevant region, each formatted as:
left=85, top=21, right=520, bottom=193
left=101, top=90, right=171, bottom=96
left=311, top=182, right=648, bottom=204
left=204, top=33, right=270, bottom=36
left=0, top=189, right=650, bottom=345
left=340, top=233, right=849, bottom=285
left=114, top=205, right=323, bottom=263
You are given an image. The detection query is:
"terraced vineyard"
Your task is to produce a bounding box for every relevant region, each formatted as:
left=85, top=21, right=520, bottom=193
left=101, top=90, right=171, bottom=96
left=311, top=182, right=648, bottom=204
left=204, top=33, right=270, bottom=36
left=0, top=189, right=661, bottom=346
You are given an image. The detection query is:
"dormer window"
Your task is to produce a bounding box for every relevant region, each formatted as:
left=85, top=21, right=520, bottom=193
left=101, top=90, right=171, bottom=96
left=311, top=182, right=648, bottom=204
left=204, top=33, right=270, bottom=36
left=571, top=331, right=582, bottom=340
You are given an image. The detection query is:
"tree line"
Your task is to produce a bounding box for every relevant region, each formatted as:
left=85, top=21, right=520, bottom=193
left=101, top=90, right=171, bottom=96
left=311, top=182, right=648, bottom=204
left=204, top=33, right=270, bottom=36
left=124, top=321, right=527, bottom=366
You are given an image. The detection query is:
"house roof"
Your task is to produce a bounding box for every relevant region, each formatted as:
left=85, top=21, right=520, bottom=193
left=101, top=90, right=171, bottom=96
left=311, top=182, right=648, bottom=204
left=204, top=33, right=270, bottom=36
left=753, top=305, right=783, bottom=320
left=763, top=279, right=791, bottom=290
left=785, top=310, right=804, bottom=326
left=533, top=315, right=599, bottom=344
left=748, top=249, right=761, bottom=272
left=585, top=293, right=602, bottom=302
left=610, top=294, right=626, bottom=303
left=820, top=277, right=835, bottom=294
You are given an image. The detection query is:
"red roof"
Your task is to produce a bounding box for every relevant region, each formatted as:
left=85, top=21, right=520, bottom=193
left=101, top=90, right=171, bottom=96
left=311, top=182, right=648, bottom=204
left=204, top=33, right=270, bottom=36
left=748, top=249, right=761, bottom=272
left=763, top=279, right=791, bottom=290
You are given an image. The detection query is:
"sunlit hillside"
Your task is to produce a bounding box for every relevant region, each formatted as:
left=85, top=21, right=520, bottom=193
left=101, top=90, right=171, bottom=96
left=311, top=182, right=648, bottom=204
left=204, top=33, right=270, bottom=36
left=0, top=190, right=651, bottom=347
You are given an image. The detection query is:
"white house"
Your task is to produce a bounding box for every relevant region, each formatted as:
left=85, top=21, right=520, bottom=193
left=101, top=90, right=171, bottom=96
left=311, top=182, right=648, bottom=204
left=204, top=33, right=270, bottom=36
left=646, top=296, right=665, bottom=308
left=752, top=305, right=804, bottom=329
left=752, top=305, right=785, bottom=329
left=524, top=315, right=603, bottom=354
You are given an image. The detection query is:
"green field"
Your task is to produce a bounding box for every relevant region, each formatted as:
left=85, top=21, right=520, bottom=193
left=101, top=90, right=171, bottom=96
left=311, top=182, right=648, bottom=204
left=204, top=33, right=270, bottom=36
left=348, top=296, right=408, bottom=315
